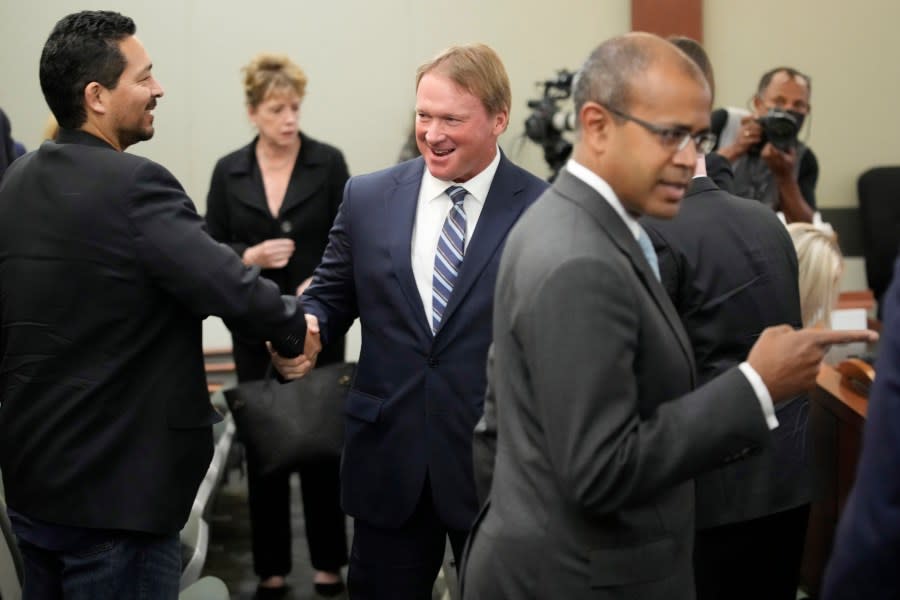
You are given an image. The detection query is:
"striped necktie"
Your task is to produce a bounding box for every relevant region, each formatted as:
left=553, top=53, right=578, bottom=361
left=432, top=185, right=468, bottom=333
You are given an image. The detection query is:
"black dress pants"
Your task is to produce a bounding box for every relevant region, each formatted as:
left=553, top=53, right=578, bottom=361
left=694, top=504, right=810, bottom=600
left=233, top=334, right=348, bottom=578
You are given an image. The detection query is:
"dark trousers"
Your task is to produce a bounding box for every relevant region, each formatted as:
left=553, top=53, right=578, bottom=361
left=694, top=504, right=810, bottom=600
left=348, top=479, right=468, bottom=600
left=17, top=532, right=180, bottom=600
left=233, top=335, right=348, bottom=578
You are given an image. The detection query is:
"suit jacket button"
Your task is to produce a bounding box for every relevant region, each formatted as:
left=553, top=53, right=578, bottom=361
left=427, top=356, right=438, bottom=367
left=281, top=221, right=293, bottom=233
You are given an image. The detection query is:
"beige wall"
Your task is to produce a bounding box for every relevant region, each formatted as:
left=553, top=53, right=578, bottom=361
left=0, top=0, right=628, bottom=348
left=705, top=0, right=900, bottom=209
left=1, top=1, right=892, bottom=345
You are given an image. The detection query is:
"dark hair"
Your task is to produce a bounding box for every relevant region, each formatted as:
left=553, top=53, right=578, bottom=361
left=667, top=36, right=715, bottom=103
left=756, top=66, right=811, bottom=97
left=39, top=11, right=136, bottom=129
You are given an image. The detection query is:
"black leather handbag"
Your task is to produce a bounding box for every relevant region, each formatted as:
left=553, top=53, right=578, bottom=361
left=224, top=361, right=355, bottom=476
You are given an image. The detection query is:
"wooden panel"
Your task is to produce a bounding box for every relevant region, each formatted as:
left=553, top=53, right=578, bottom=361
left=632, top=0, right=702, bottom=42
left=800, top=363, right=868, bottom=596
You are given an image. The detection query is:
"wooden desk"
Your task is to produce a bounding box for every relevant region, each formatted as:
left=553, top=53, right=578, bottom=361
left=800, top=363, right=868, bottom=596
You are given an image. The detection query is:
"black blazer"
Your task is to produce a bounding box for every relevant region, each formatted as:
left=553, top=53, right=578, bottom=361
left=642, top=176, right=810, bottom=528
left=0, top=129, right=309, bottom=535
left=206, top=132, right=349, bottom=295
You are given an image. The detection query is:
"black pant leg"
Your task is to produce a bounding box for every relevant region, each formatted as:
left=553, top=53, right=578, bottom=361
left=298, top=456, right=348, bottom=572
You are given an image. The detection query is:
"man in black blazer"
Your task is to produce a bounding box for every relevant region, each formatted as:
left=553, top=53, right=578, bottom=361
left=0, top=11, right=316, bottom=599
left=462, top=33, right=874, bottom=600
left=276, top=44, right=547, bottom=598
left=643, top=175, right=811, bottom=600
left=643, top=37, right=811, bottom=600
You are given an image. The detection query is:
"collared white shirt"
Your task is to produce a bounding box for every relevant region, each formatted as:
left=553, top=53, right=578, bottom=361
left=411, top=148, right=502, bottom=327
left=564, top=159, right=778, bottom=429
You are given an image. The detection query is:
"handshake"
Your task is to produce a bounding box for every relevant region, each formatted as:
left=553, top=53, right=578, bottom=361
left=269, top=313, right=323, bottom=379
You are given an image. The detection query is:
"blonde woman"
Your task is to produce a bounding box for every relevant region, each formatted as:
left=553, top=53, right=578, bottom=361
left=788, top=223, right=844, bottom=327
left=206, top=53, right=348, bottom=598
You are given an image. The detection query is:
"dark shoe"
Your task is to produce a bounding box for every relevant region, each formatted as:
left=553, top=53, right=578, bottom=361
left=253, top=584, right=290, bottom=600
left=314, top=580, right=345, bottom=597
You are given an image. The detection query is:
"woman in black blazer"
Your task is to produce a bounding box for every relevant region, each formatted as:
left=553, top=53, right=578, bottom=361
left=206, top=53, right=349, bottom=599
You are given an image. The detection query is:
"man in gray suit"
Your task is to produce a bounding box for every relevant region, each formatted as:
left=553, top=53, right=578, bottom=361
left=461, top=33, right=875, bottom=600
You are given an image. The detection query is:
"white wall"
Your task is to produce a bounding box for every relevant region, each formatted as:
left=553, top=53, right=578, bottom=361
left=705, top=0, right=900, bottom=210
left=3, top=2, right=892, bottom=348
left=0, top=0, right=629, bottom=352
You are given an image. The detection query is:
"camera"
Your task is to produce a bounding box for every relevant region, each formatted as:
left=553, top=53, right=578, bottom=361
left=755, top=109, right=799, bottom=153
left=524, top=69, right=575, bottom=179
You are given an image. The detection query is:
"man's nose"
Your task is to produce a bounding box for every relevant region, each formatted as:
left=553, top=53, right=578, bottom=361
left=672, top=139, right=698, bottom=168
left=424, top=120, right=445, bottom=142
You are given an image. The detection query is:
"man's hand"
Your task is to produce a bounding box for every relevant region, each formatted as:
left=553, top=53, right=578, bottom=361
left=748, top=326, right=879, bottom=401
left=761, top=143, right=797, bottom=180
left=243, top=238, right=296, bottom=269
left=717, top=115, right=762, bottom=162
left=268, top=314, right=322, bottom=380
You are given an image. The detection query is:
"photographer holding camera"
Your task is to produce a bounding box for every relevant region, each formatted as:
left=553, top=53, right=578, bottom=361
left=714, top=67, right=817, bottom=223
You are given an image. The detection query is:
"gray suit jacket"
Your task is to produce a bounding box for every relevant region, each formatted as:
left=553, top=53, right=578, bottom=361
left=462, top=169, right=771, bottom=599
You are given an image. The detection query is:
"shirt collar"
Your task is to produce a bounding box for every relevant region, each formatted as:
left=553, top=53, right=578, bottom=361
left=420, top=146, right=502, bottom=205
left=565, top=158, right=641, bottom=241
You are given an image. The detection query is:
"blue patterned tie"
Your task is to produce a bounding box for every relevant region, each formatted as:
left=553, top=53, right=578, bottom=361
left=432, top=186, right=468, bottom=333
left=637, top=225, right=660, bottom=282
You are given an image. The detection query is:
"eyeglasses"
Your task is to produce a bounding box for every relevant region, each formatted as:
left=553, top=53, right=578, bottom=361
left=604, top=105, right=717, bottom=154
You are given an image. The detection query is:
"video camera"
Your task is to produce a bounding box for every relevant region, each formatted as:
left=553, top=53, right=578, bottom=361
left=524, top=69, right=576, bottom=179
left=755, top=108, right=800, bottom=153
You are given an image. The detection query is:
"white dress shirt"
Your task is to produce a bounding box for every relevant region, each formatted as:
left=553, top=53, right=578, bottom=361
left=565, top=159, right=778, bottom=429
left=411, top=149, right=502, bottom=327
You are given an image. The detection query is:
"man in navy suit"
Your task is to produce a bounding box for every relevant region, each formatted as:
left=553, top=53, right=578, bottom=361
left=276, top=44, right=546, bottom=598
left=823, top=257, right=900, bottom=599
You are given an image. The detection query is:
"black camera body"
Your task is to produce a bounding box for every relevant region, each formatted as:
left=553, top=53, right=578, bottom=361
left=524, top=70, right=575, bottom=179
left=755, top=109, right=799, bottom=153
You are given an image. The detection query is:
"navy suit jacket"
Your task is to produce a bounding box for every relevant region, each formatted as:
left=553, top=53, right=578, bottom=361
left=303, top=154, right=547, bottom=530
left=823, top=258, right=900, bottom=599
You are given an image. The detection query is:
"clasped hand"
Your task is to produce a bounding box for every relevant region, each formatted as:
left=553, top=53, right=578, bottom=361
left=269, top=314, right=322, bottom=379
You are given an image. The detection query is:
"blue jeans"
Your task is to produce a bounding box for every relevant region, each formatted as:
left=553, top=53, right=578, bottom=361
left=17, top=531, right=181, bottom=600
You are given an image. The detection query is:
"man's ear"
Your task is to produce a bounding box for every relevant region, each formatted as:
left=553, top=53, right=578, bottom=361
left=579, top=101, right=611, bottom=153
left=83, top=82, right=107, bottom=117
left=751, top=93, right=765, bottom=115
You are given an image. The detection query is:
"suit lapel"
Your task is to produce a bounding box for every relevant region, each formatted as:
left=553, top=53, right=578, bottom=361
left=228, top=143, right=271, bottom=216
left=555, top=170, right=696, bottom=381
left=437, top=155, right=528, bottom=334
left=280, top=135, right=329, bottom=215
left=386, top=158, right=433, bottom=338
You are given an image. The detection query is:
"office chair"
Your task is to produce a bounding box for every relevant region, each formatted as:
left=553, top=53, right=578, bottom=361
left=857, top=166, right=900, bottom=318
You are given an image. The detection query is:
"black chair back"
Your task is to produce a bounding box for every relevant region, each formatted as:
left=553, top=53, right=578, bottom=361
left=858, top=166, right=900, bottom=315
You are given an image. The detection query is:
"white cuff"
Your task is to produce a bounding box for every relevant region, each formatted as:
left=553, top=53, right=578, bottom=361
left=738, top=361, right=779, bottom=430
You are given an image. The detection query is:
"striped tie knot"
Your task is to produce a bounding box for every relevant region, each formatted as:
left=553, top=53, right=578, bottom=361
left=432, top=186, right=468, bottom=333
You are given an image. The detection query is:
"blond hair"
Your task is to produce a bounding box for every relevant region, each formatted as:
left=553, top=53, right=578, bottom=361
left=788, top=223, right=843, bottom=327
left=242, top=53, right=307, bottom=108
left=416, top=43, right=511, bottom=118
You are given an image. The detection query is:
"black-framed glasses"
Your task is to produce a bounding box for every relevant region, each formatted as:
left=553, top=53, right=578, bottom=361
left=604, top=105, right=717, bottom=154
